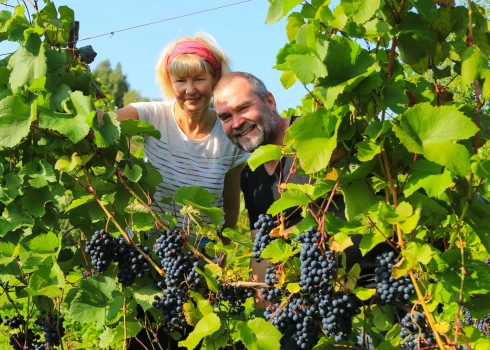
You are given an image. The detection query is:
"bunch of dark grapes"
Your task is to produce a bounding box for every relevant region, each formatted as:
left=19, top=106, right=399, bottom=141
left=36, top=313, right=65, bottom=347
left=114, top=238, right=151, bottom=287
left=217, top=282, right=254, bottom=315
left=252, top=214, right=277, bottom=262
left=9, top=330, right=41, bottom=350
left=319, top=291, right=359, bottom=341
left=461, top=307, right=474, bottom=325
left=153, top=286, right=187, bottom=333
left=399, top=312, right=435, bottom=349
left=475, top=314, right=490, bottom=336
left=260, top=266, right=283, bottom=302
left=375, top=251, right=414, bottom=305
left=264, top=295, right=319, bottom=349
left=154, top=227, right=199, bottom=288
left=4, top=315, right=24, bottom=329
left=298, top=227, right=337, bottom=294
left=85, top=230, right=118, bottom=273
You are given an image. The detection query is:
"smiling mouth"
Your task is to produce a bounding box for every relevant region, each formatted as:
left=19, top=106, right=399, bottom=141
left=235, top=126, right=255, bottom=137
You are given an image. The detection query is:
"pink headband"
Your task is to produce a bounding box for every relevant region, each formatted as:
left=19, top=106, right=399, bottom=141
left=166, top=40, right=220, bottom=73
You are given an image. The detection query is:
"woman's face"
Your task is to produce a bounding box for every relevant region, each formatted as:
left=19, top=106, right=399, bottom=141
left=170, top=69, right=216, bottom=114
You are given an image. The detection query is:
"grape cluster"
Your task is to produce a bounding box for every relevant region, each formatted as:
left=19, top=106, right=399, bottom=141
left=114, top=238, right=151, bottom=287
left=298, top=228, right=337, bottom=294
left=319, top=292, right=359, bottom=341
left=154, top=227, right=200, bottom=288
left=9, top=330, right=41, bottom=350
left=36, top=313, right=65, bottom=347
left=263, top=227, right=359, bottom=349
left=4, top=315, right=24, bottom=329
left=264, top=295, right=320, bottom=349
left=217, top=282, right=254, bottom=315
left=476, top=314, right=490, bottom=336
left=152, top=287, right=187, bottom=333
left=375, top=251, right=414, bottom=305
left=85, top=230, right=118, bottom=273
left=400, top=312, right=435, bottom=349
left=461, top=307, right=474, bottom=325
left=252, top=214, right=277, bottom=262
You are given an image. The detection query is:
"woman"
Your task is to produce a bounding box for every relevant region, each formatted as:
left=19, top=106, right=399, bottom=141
left=99, top=33, right=248, bottom=231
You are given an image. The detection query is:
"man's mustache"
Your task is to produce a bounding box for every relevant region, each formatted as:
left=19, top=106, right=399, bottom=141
left=231, top=121, right=256, bottom=137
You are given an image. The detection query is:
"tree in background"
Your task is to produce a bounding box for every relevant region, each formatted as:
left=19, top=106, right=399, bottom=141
left=93, top=60, right=150, bottom=107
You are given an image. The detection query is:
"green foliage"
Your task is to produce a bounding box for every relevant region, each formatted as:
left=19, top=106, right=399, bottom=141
left=1, top=0, right=490, bottom=349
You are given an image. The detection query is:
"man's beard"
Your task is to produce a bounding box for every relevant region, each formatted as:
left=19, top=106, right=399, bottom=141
left=230, top=107, right=278, bottom=152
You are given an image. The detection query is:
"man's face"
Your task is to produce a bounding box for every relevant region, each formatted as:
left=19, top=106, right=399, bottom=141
left=214, top=78, right=278, bottom=152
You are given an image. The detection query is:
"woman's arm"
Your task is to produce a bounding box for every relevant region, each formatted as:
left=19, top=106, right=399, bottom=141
left=97, top=105, right=139, bottom=125
left=222, top=162, right=246, bottom=231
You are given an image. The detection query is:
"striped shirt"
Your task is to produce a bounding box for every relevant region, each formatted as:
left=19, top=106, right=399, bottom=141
left=130, top=101, right=249, bottom=229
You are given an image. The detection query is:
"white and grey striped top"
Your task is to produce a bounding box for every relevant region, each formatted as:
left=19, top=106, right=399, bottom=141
left=130, top=101, right=249, bottom=229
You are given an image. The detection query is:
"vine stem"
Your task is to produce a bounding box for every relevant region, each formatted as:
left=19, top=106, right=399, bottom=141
left=123, top=296, right=127, bottom=350
left=115, top=166, right=169, bottom=230
left=79, top=167, right=164, bottom=276
left=408, top=270, right=445, bottom=349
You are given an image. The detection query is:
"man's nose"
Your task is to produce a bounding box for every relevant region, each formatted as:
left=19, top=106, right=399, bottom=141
left=231, top=115, right=246, bottom=130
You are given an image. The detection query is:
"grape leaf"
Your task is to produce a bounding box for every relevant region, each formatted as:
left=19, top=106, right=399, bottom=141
left=341, top=0, right=380, bottom=24
left=261, top=240, right=299, bottom=263
left=69, top=276, right=123, bottom=326
left=178, top=313, right=221, bottom=349
left=266, top=0, right=303, bottom=24
left=284, top=108, right=343, bottom=174
left=392, top=103, right=478, bottom=176
left=248, top=145, right=282, bottom=171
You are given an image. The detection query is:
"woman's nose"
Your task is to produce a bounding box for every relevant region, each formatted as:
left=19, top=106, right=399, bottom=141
left=185, top=81, right=196, bottom=94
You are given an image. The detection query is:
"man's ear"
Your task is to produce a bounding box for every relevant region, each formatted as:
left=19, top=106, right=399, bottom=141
left=266, top=92, right=277, bottom=111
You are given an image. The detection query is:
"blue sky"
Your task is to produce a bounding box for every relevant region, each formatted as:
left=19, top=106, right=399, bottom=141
left=2, top=0, right=307, bottom=112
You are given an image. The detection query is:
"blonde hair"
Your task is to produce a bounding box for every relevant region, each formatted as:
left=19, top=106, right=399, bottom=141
left=155, top=32, right=231, bottom=98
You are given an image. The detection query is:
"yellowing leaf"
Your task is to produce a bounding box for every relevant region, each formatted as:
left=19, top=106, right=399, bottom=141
left=329, top=232, right=353, bottom=252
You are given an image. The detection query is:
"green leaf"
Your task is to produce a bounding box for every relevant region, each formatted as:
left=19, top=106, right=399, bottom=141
left=286, top=12, right=305, bottom=41
left=25, top=260, right=65, bottom=298
left=184, top=301, right=202, bottom=326
left=268, top=189, right=315, bottom=215
left=353, top=287, right=376, bottom=300
left=0, top=113, right=32, bottom=148
left=21, top=159, right=56, bottom=188
left=392, top=103, right=479, bottom=176
left=240, top=318, right=282, bottom=350
left=120, top=119, right=161, bottom=139
left=65, top=195, right=94, bottom=212
left=0, top=202, right=34, bottom=237
left=261, top=240, right=298, bottom=263
left=129, top=282, right=159, bottom=311
left=21, top=187, right=55, bottom=217
left=342, top=180, right=377, bottom=220
left=8, top=36, right=47, bottom=92
left=248, top=145, right=283, bottom=171
left=38, top=107, right=90, bottom=144
left=372, top=305, right=394, bottom=331
left=357, top=139, right=383, bottom=162
left=174, top=186, right=215, bottom=207
left=55, top=152, right=82, bottom=172
left=266, top=0, right=303, bottom=24
left=195, top=264, right=221, bottom=293
left=404, top=160, right=453, bottom=197
left=124, top=164, right=142, bottom=182
left=90, top=111, right=121, bottom=148
left=461, top=46, right=487, bottom=85
left=341, top=0, right=380, bottom=24
left=284, top=108, right=343, bottom=174
left=184, top=201, right=225, bottom=226
left=178, top=313, right=221, bottom=349
left=20, top=232, right=60, bottom=255
left=287, top=54, right=328, bottom=85
left=69, top=276, right=123, bottom=326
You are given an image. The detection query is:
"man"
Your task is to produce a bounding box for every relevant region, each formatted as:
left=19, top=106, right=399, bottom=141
left=213, top=72, right=346, bottom=283
left=213, top=72, right=381, bottom=283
